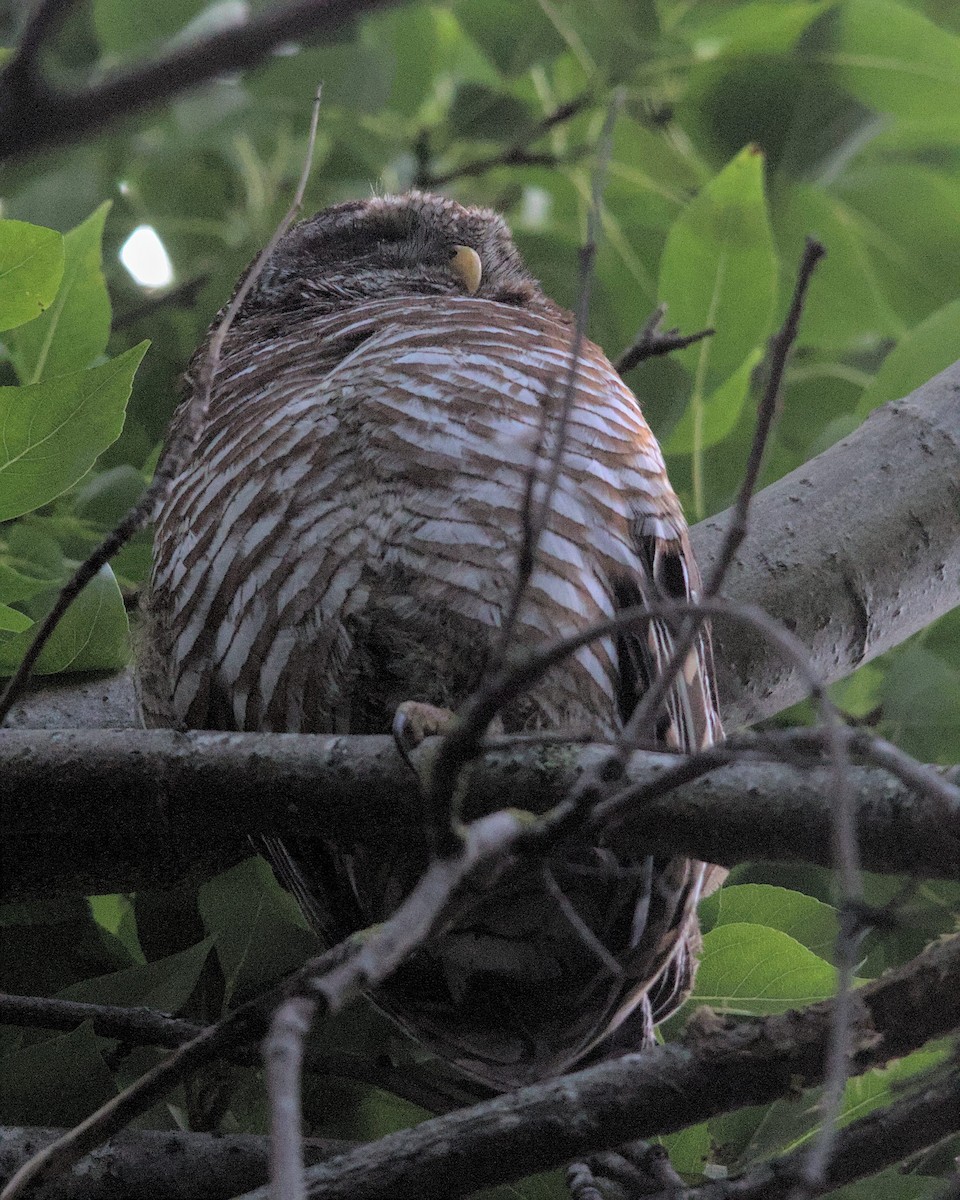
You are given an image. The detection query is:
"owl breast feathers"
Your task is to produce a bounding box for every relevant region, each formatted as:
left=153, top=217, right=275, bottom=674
left=139, top=191, right=723, bottom=1089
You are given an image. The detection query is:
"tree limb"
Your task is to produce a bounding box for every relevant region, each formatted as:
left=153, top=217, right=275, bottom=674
left=0, top=0, right=401, bottom=162
left=0, top=1126, right=347, bottom=1200
left=225, top=930, right=960, bottom=1200
left=2, top=730, right=958, bottom=899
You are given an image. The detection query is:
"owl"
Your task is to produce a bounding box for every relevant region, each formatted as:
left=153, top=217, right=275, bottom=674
left=139, top=191, right=723, bottom=1090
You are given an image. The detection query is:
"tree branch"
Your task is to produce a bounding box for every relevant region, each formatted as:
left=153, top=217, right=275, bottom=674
left=227, top=931, right=960, bottom=1200
left=2, top=730, right=957, bottom=899
left=0, top=0, right=400, bottom=162
left=0, top=1126, right=347, bottom=1200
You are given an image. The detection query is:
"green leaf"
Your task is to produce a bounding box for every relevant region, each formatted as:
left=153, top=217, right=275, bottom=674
left=659, top=145, right=777, bottom=385
left=0, top=1023, right=116, bottom=1125
left=199, top=857, right=320, bottom=1008
left=454, top=0, right=567, bottom=75
left=699, top=885, right=840, bottom=960
left=683, top=923, right=842, bottom=1016
left=92, top=0, right=207, bottom=54
left=0, top=220, right=64, bottom=333
left=675, top=2, right=831, bottom=59
left=58, top=935, right=215, bottom=1014
left=830, top=0, right=960, bottom=122
left=857, top=298, right=960, bottom=416
left=7, top=202, right=113, bottom=383
left=0, top=564, right=130, bottom=677
left=0, top=604, right=32, bottom=633
left=89, top=894, right=144, bottom=965
left=0, top=341, right=148, bottom=522
left=665, top=348, right=762, bottom=454
left=448, top=83, right=534, bottom=140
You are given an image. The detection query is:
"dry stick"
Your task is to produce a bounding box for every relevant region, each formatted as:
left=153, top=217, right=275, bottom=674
left=614, top=302, right=714, bottom=374
left=0, top=88, right=323, bottom=729
left=417, top=93, right=592, bottom=188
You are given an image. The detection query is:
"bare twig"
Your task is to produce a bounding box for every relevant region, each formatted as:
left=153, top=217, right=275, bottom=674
left=415, top=94, right=592, bottom=188
left=0, top=88, right=323, bottom=728
left=614, top=303, right=715, bottom=374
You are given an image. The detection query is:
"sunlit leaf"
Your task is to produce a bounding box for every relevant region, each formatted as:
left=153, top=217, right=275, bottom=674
left=665, top=348, right=762, bottom=454
left=699, top=885, right=840, bottom=961
left=0, top=220, right=64, bottom=333
left=7, top=202, right=113, bottom=383
left=659, top=145, right=777, bottom=385
left=0, top=341, right=148, bottom=522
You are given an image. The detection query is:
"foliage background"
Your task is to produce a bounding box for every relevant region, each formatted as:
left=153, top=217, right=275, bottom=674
left=1, top=0, right=959, bottom=1194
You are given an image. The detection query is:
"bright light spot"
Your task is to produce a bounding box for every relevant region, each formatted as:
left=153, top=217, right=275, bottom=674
left=119, top=225, right=174, bottom=288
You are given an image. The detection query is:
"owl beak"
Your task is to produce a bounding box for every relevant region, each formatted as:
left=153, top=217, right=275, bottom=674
left=450, top=245, right=482, bottom=295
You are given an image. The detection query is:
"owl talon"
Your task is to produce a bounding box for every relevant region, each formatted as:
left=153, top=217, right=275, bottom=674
left=392, top=701, right=458, bottom=781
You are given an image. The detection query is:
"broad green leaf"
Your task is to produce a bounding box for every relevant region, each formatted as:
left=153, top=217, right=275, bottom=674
left=659, top=145, right=777, bottom=386
left=7, top=202, right=113, bottom=383
left=0, top=1023, right=116, bottom=1125
left=0, top=220, right=64, bottom=332
left=675, top=2, right=831, bottom=59
left=89, top=894, right=144, bottom=965
left=683, top=923, right=842, bottom=1016
left=665, top=348, right=762, bottom=454
left=0, top=563, right=52, bottom=605
left=93, top=0, right=206, bottom=54
left=0, top=341, right=148, bottom=522
left=448, top=83, right=534, bottom=140
left=0, top=564, right=130, bottom=676
left=659, top=1121, right=711, bottom=1179
left=773, top=184, right=903, bottom=350
left=58, top=935, right=215, bottom=1014
left=0, top=604, right=32, bottom=633
left=700, top=885, right=840, bottom=960
left=454, top=0, right=566, bottom=75
left=878, top=645, right=960, bottom=763
left=199, top=856, right=320, bottom=1008
left=857, top=298, right=960, bottom=416
left=829, top=0, right=960, bottom=122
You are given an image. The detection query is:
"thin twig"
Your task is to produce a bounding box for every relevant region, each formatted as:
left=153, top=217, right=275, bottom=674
left=0, top=88, right=323, bottom=728
left=614, top=303, right=714, bottom=374
left=416, top=94, right=592, bottom=188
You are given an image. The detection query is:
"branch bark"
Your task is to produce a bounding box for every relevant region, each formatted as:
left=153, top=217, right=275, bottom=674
left=0, top=1127, right=346, bottom=1200
left=2, top=730, right=958, bottom=899
left=226, top=930, right=960, bottom=1200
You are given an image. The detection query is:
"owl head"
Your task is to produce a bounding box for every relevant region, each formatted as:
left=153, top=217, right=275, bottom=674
left=242, top=191, right=544, bottom=317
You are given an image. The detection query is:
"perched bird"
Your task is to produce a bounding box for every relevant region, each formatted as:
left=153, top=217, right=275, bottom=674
left=139, top=191, right=723, bottom=1090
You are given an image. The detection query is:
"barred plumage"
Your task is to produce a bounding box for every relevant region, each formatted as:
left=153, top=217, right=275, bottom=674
left=139, top=192, right=723, bottom=1089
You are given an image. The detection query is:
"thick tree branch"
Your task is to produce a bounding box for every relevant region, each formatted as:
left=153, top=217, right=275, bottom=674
left=0, top=1126, right=346, bottom=1200
left=696, top=359, right=960, bottom=726
left=0, top=0, right=400, bottom=162
left=2, top=730, right=957, bottom=899
left=224, top=931, right=960, bottom=1200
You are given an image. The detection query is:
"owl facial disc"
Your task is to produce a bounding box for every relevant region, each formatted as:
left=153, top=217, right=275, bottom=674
left=450, top=245, right=482, bottom=294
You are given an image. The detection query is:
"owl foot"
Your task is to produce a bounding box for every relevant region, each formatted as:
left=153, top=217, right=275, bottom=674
left=567, top=1140, right=685, bottom=1199
left=392, top=701, right=458, bottom=753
